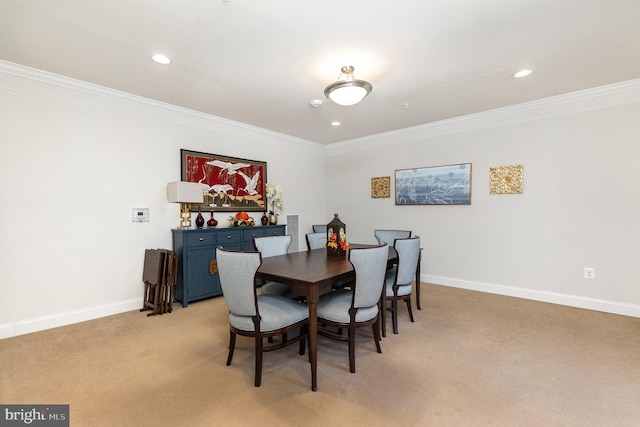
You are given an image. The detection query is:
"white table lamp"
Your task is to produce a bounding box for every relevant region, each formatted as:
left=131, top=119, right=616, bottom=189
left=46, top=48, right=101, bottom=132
left=167, top=181, right=204, bottom=229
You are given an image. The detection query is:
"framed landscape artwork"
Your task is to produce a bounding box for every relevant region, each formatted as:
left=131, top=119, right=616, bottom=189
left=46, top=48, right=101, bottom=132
left=180, top=149, right=266, bottom=212
left=395, top=163, right=472, bottom=205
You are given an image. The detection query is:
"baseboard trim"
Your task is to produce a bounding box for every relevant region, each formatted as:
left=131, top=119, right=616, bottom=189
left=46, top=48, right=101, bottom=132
left=424, top=274, right=640, bottom=318
left=3, top=275, right=638, bottom=340
left=0, top=299, right=141, bottom=339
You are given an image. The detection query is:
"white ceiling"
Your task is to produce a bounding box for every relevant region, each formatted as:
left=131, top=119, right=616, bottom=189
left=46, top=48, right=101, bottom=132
left=1, top=0, right=639, bottom=144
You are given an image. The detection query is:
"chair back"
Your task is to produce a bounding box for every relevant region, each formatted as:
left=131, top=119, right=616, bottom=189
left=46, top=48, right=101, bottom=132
left=374, top=229, right=412, bottom=246
left=253, top=235, right=291, bottom=258
left=312, top=224, right=327, bottom=233
left=349, top=244, right=389, bottom=309
left=216, top=248, right=260, bottom=317
left=394, top=236, right=421, bottom=286
left=305, top=232, right=327, bottom=250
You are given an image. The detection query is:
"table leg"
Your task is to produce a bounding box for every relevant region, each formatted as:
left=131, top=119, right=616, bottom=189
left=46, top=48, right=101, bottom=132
left=308, top=300, right=318, bottom=391
left=416, top=252, right=422, bottom=310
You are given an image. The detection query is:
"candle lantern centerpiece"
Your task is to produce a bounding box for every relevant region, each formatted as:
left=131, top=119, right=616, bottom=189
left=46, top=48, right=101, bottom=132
left=326, top=213, right=349, bottom=256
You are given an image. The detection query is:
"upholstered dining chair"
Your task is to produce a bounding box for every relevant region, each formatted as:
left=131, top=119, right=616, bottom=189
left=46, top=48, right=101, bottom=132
left=382, top=235, right=421, bottom=337
left=316, top=244, right=388, bottom=373
left=216, top=248, right=309, bottom=387
left=312, top=224, right=327, bottom=233
left=374, top=229, right=412, bottom=246
left=305, top=232, right=327, bottom=251
left=374, top=228, right=413, bottom=276
left=253, top=235, right=293, bottom=296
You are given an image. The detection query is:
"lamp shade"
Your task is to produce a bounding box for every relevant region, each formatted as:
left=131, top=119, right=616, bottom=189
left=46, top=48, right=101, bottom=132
left=167, top=181, right=204, bottom=203
left=325, top=84, right=371, bottom=106
left=324, top=65, right=372, bottom=106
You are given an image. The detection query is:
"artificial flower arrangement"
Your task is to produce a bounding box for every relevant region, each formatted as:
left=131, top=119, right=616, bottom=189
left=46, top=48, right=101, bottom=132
left=265, top=183, right=283, bottom=216
left=229, top=211, right=255, bottom=227
left=327, top=232, right=349, bottom=251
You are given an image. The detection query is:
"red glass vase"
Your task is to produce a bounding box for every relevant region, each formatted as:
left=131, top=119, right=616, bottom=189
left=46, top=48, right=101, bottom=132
left=207, top=211, right=218, bottom=228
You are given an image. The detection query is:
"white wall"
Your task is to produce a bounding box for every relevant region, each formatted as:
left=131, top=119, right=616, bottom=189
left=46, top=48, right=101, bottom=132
left=0, top=62, right=326, bottom=338
left=2, top=60, right=639, bottom=339
left=326, top=79, right=640, bottom=317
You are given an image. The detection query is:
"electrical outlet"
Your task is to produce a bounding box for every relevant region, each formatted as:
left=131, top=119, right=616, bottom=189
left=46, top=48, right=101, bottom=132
left=584, top=267, right=595, bottom=279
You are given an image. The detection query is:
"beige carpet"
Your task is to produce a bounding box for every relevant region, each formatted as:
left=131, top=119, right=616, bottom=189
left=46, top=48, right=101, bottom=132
left=2, top=284, right=639, bottom=427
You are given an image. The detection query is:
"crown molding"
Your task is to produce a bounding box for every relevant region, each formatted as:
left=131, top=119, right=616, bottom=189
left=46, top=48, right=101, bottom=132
left=0, top=59, right=321, bottom=149
left=327, top=78, right=640, bottom=155
left=3, top=59, right=639, bottom=154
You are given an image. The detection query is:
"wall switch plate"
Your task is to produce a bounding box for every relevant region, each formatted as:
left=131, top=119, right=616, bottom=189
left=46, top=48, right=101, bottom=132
left=584, top=267, right=595, bottom=279
left=131, top=208, right=149, bottom=222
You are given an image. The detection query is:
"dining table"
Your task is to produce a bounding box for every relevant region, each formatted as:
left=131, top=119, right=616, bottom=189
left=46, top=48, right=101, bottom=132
left=255, top=244, right=397, bottom=391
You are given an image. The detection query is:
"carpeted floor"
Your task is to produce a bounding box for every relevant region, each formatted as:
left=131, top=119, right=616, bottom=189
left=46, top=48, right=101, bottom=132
left=2, top=283, right=639, bottom=426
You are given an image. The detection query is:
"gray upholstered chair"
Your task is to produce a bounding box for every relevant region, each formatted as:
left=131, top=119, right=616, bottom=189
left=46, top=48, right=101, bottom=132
left=374, top=229, right=412, bottom=246
left=305, top=232, right=327, bottom=251
left=382, top=236, right=420, bottom=336
left=312, top=224, right=327, bottom=233
left=374, top=229, right=413, bottom=272
left=316, top=244, right=388, bottom=373
left=253, top=235, right=292, bottom=296
left=216, top=248, right=309, bottom=387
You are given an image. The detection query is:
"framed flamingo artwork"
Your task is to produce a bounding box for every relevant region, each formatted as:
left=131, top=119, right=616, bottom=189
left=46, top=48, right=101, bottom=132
left=180, top=149, right=267, bottom=212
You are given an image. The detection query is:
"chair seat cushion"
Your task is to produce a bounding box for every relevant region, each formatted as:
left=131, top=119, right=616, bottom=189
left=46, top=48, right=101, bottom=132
left=229, top=294, right=308, bottom=332
left=385, top=282, right=412, bottom=297
left=385, top=274, right=412, bottom=297
left=317, top=290, right=378, bottom=324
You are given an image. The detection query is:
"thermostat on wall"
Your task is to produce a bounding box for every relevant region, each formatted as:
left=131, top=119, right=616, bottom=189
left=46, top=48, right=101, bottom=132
left=131, top=208, right=149, bottom=222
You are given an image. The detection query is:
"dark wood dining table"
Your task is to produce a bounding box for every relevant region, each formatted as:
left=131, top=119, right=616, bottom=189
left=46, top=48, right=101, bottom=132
left=255, top=245, right=397, bottom=391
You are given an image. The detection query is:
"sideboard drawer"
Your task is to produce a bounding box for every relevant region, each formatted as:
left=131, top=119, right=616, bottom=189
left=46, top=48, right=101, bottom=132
left=242, top=228, right=266, bottom=248
left=185, top=231, right=216, bottom=248
left=217, top=229, right=242, bottom=249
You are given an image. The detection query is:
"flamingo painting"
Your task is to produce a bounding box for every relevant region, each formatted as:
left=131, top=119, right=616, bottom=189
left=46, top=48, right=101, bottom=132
left=238, top=170, right=260, bottom=195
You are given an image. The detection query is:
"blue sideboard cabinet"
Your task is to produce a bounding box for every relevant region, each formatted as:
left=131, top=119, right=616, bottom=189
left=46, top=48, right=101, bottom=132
left=172, top=225, right=286, bottom=307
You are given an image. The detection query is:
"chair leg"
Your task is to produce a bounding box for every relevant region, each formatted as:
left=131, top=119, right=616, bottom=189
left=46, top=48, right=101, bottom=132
left=298, top=326, right=306, bottom=355
left=372, top=321, right=382, bottom=353
left=406, top=297, right=415, bottom=323
left=226, top=330, right=236, bottom=366
left=381, top=299, right=387, bottom=338
left=348, top=325, right=356, bottom=373
left=392, top=297, right=399, bottom=335
left=254, top=335, right=263, bottom=387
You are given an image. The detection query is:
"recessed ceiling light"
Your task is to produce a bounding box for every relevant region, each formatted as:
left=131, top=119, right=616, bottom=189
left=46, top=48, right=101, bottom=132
left=152, top=54, right=172, bottom=65
left=512, top=69, right=533, bottom=78
left=331, top=121, right=341, bottom=127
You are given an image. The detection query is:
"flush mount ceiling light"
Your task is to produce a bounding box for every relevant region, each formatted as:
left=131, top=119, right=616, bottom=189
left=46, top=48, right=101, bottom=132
left=324, top=65, right=372, bottom=106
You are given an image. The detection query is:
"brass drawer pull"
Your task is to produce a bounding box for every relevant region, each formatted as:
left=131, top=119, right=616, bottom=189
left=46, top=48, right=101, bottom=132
left=199, top=237, right=205, bottom=241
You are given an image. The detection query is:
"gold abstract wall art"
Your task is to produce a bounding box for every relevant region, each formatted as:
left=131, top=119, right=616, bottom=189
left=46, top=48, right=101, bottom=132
left=490, top=165, right=523, bottom=194
left=371, top=176, right=391, bottom=198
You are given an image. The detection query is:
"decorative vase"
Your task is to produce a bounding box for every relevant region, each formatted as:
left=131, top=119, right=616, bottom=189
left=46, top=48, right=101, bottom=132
left=195, top=210, right=205, bottom=229
left=261, top=212, right=269, bottom=226
left=268, top=214, right=278, bottom=225
left=207, top=211, right=218, bottom=228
